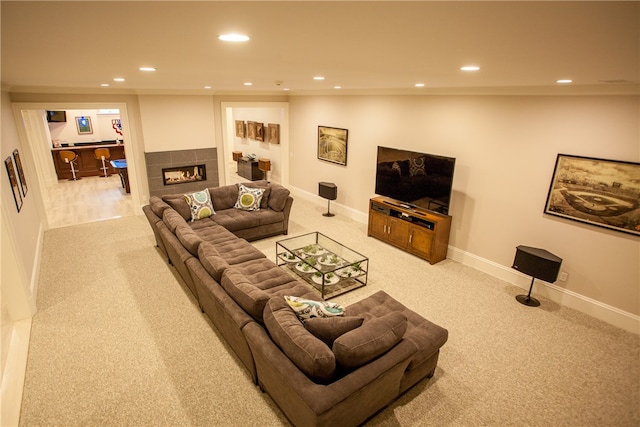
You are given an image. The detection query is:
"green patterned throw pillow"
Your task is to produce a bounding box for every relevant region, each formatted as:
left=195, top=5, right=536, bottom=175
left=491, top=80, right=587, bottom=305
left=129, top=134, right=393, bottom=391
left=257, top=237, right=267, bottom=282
left=284, top=295, right=344, bottom=321
left=184, top=188, right=215, bottom=222
left=234, top=184, right=265, bottom=211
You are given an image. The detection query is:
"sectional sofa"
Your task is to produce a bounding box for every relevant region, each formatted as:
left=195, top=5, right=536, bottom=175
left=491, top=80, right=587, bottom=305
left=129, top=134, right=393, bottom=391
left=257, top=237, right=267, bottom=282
left=142, top=181, right=449, bottom=427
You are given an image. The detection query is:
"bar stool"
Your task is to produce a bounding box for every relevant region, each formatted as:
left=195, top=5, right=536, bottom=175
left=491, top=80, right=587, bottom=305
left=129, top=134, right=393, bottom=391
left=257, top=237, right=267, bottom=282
left=94, top=148, right=111, bottom=177
left=58, top=150, right=81, bottom=181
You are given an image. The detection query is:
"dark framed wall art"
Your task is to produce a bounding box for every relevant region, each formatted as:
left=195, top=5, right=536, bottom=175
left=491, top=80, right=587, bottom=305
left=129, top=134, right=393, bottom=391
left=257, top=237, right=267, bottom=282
left=235, top=120, right=246, bottom=138
left=247, top=121, right=257, bottom=140
left=75, top=116, right=93, bottom=134
left=317, top=126, right=348, bottom=166
left=5, top=156, right=23, bottom=212
left=268, top=123, right=280, bottom=144
left=13, top=149, right=27, bottom=197
left=255, top=122, right=264, bottom=142
left=544, top=154, right=640, bottom=236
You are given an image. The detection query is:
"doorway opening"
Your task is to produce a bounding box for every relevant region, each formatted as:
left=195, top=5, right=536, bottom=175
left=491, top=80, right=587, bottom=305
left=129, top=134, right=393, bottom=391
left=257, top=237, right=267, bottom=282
left=12, top=102, right=140, bottom=230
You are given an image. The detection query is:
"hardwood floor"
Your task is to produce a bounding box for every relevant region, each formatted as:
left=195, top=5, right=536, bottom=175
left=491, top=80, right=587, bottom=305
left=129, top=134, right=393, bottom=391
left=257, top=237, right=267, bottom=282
left=45, top=175, right=135, bottom=229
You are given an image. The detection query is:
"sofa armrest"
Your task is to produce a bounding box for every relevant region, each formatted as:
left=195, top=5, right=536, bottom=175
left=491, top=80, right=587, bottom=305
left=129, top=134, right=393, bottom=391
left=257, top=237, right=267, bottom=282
left=280, top=196, right=293, bottom=234
left=243, top=322, right=417, bottom=426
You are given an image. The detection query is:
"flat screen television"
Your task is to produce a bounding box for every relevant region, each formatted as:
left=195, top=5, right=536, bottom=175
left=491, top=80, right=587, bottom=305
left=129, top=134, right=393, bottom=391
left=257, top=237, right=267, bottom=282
left=46, top=110, right=67, bottom=123
left=375, top=146, right=455, bottom=215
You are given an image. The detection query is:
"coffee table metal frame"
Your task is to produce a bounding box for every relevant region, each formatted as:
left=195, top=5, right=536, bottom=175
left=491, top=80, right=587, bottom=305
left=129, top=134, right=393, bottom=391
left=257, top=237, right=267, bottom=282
left=276, top=232, right=368, bottom=299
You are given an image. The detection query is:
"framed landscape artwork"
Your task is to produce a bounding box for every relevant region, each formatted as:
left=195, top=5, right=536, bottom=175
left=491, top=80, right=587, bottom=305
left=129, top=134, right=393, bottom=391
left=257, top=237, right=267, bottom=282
left=268, top=123, right=280, bottom=144
left=235, top=120, right=246, bottom=138
left=317, top=126, right=348, bottom=166
left=13, top=149, right=27, bottom=197
left=544, top=154, right=640, bottom=236
left=5, top=156, right=22, bottom=212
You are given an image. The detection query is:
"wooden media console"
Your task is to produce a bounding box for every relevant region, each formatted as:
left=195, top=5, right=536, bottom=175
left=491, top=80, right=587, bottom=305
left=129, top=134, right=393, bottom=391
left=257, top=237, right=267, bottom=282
left=367, top=196, right=452, bottom=264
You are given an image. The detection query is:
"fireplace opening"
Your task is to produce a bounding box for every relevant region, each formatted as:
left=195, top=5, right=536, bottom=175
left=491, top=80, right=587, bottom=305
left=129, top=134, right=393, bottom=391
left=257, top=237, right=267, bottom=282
left=162, top=164, right=207, bottom=186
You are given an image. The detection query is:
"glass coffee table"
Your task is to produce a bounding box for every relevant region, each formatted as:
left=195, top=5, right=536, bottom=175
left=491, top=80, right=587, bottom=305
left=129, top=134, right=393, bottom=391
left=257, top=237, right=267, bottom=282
left=276, top=232, right=368, bottom=299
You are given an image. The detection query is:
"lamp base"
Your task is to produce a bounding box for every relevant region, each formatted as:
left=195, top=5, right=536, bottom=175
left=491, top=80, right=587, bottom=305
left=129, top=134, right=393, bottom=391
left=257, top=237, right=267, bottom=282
left=516, top=294, right=540, bottom=307
left=323, top=212, right=335, bottom=217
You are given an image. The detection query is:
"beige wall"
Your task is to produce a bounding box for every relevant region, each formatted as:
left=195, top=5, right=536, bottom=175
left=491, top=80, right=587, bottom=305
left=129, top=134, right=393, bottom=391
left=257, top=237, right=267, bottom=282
left=139, top=95, right=216, bottom=153
left=288, top=94, right=640, bottom=316
left=1, top=91, right=41, bottom=313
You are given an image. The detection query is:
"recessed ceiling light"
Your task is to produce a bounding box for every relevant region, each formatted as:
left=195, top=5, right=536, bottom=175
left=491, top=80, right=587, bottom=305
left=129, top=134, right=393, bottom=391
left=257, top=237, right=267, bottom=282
left=243, top=82, right=253, bottom=86
left=204, top=86, right=212, bottom=89
left=334, top=86, right=342, bottom=89
left=100, top=83, right=110, bottom=87
left=461, top=66, right=480, bottom=71
left=313, top=76, right=325, bottom=81
left=283, top=88, right=290, bottom=91
left=415, top=83, right=425, bottom=87
left=557, top=79, right=573, bottom=84
left=139, top=67, right=157, bottom=72
left=219, top=34, right=250, bottom=42
left=113, top=77, right=125, bottom=82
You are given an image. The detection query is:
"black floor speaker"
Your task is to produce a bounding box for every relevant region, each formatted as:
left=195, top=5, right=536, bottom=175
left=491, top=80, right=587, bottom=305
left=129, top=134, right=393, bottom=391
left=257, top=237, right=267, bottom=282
left=318, top=182, right=337, bottom=217
left=512, top=245, right=562, bottom=307
left=512, top=245, right=562, bottom=283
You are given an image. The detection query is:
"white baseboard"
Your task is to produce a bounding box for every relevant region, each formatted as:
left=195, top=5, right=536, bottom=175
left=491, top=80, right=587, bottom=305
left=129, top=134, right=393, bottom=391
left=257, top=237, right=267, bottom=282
left=1, top=319, right=32, bottom=427
left=446, top=246, right=640, bottom=334
left=289, top=186, right=369, bottom=223
left=289, top=187, right=640, bottom=335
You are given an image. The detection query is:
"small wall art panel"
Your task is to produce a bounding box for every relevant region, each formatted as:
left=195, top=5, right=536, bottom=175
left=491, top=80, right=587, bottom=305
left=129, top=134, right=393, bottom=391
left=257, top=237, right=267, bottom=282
left=5, top=156, right=23, bottom=212
left=13, top=149, right=27, bottom=197
left=317, top=126, right=348, bottom=166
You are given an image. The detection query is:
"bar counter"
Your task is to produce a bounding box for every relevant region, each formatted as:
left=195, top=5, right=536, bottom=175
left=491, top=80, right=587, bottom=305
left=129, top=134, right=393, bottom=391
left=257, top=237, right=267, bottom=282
left=52, top=142, right=125, bottom=180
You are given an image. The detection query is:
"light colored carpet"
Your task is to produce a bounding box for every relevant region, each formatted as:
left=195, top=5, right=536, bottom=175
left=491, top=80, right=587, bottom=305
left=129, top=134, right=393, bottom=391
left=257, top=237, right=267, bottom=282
left=20, top=200, right=640, bottom=426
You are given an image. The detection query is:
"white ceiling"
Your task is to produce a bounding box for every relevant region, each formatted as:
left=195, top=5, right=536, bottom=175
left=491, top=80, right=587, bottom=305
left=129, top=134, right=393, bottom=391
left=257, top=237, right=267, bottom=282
left=2, top=1, right=638, bottom=95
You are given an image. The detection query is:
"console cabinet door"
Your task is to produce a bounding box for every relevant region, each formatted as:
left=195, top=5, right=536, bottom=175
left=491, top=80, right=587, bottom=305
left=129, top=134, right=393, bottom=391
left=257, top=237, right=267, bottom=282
left=388, top=217, right=410, bottom=249
left=408, top=225, right=433, bottom=259
left=368, top=210, right=389, bottom=240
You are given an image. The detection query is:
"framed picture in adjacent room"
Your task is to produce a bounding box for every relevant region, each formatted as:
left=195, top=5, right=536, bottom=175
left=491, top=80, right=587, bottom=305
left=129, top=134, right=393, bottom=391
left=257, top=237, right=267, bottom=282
left=5, top=156, right=22, bottom=212
left=268, top=123, right=280, bottom=144
left=12, top=149, right=27, bottom=197
left=317, top=126, right=348, bottom=166
left=235, top=120, right=246, bottom=138
left=247, top=121, right=257, bottom=140
left=75, top=116, right=93, bottom=134
left=544, top=154, right=640, bottom=236
left=255, top=122, right=264, bottom=142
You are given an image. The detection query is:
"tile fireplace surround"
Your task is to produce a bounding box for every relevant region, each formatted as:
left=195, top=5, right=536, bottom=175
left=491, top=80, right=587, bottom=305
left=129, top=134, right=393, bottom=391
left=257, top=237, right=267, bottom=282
left=145, top=148, right=219, bottom=198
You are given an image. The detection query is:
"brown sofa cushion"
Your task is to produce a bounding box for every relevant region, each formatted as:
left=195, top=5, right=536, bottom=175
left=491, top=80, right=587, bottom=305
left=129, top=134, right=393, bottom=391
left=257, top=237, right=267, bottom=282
left=198, top=241, right=264, bottom=282
left=333, top=311, right=408, bottom=370
left=267, top=184, right=290, bottom=212
left=222, top=270, right=272, bottom=321
left=304, top=316, right=364, bottom=347
left=210, top=208, right=261, bottom=232
left=344, top=291, right=448, bottom=371
left=162, top=208, right=189, bottom=233
left=162, top=195, right=192, bottom=221
left=264, top=297, right=336, bottom=382
left=175, top=225, right=203, bottom=256
left=149, top=196, right=171, bottom=218
left=209, top=185, right=239, bottom=211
